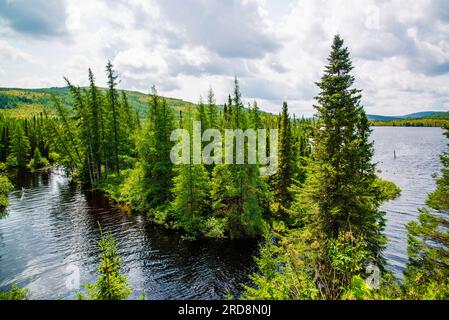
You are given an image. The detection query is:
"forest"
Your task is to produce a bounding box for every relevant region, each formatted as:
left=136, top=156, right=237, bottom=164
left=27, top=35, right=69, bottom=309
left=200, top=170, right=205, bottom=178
left=1, top=35, right=448, bottom=300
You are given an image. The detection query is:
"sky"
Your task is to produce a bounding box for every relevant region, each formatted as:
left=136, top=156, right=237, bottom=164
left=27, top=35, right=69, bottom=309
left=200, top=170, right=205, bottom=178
left=0, top=0, right=449, bottom=117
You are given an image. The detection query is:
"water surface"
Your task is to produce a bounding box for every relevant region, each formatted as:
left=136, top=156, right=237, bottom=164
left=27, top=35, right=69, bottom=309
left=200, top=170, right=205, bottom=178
left=372, top=127, right=447, bottom=276
left=0, top=168, right=257, bottom=299
left=0, top=126, right=447, bottom=298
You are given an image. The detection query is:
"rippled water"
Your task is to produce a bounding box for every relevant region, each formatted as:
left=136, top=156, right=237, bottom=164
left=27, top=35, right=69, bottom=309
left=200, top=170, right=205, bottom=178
left=372, top=127, right=447, bottom=277
left=0, top=127, right=447, bottom=299
left=0, top=169, right=257, bottom=299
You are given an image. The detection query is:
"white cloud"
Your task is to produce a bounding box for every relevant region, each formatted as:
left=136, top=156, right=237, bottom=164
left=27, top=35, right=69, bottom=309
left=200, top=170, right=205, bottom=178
left=0, top=40, right=34, bottom=62
left=0, top=0, right=448, bottom=116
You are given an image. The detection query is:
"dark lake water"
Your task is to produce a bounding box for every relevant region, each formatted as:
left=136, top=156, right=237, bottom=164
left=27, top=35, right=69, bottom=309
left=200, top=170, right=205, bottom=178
left=0, top=168, right=258, bottom=299
left=0, top=127, right=447, bottom=299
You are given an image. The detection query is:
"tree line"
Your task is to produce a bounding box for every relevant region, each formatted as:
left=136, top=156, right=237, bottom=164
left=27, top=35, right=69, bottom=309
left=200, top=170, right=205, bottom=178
left=242, top=35, right=449, bottom=300
left=1, top=35, right=448, bottom=300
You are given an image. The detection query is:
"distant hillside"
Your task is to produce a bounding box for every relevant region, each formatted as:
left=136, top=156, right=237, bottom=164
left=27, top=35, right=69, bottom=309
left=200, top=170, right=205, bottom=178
left=368, top=111, right=448, bottom=122
left=0, top=87, right=195, bottom=118
left=399, top=111, right=447, bottom=119
left=367, top=114, right=400, bottom=121
left=427, top=111, right=449, bottom=119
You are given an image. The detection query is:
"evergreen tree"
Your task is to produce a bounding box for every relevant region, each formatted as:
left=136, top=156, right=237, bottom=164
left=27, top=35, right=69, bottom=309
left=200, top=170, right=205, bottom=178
left=405, top=126, right=449, bottom=299
left=9, top=123, right=30, bottom=167
left=61, top=79, right=94, bottom=184
left=172, top=109, right=211, bottom=237
left=119, top=91, right=137, bottom=159
left=211, top=77, right=267, bottom=238
left=207, top=87, right=219, bottom=129
left=78, top=225, right=131, bottom=300
left=28, top=147, right=49, bottom=169
left=271, top=102, right=294, bottom=217
left=223, top=103, right=228, bottom=128
left=196, top=96, right=209, bottom=138
left=296, top=35, right=386, bottom=298
left=138, top=86, right=175, bottom=207
left=88, top=69, right=102, bottom=181
left=249, top=100, right=263, bottom=130
left=106, top=61, right=120, bottom=175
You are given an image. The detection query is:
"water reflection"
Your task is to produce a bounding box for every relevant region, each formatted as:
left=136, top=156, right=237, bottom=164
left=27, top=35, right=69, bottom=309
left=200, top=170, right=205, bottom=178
left=0, top=168, right=257, bottom=299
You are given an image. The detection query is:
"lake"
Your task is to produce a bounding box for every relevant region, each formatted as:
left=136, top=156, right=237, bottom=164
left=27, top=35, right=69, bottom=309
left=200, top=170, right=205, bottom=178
left=0, top=126, right=447, bottom=299
left=372, top=127, right=447, bottom=277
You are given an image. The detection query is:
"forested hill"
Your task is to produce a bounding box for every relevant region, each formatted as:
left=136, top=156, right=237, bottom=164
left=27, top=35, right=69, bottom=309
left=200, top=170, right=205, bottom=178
left=368, top=111, right=449, bottom=127
left=0, top=87, right=195, bottom=117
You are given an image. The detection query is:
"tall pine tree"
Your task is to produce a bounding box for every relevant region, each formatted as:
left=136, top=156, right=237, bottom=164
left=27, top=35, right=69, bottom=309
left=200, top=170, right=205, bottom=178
left=271, top=102, right=294, bottom=218
left=106, top=61, right=120, bottom=175
left=297, top=35, right=386, bottom=299
left=172, top=106, right=211, bottom=237
left=138, top=86, right=175, bottom=207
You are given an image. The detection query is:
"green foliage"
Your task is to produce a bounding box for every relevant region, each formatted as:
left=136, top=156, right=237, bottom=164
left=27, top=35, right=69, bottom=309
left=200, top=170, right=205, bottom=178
left=209, top=77, right=269, bottom=239
left=373, top=178, right=401, bottom=201
left=372, top=119, right=449, bottom=127
left=77, top=225, right=131, bottom=300
left=0, top=173, right=13, bottom=216
left=270, top=102, right=295, bottom=218
left=8, top=123, right=30, bottom=167
left=0, top=114, right=51, bottom=167
left=0, top=87, right=193, bottom=118
left=242, top=231, right=319, bottom=300
left=0, top=285, right=28, bottom=300
left=0, top=92, right=32, bottom=109
left=404, top=126, right=449, bottom=300
left=243, top=35, right=398, bottom=301
left=138, top=87, right=175, bottom=207
left=294, top=35, right=387, bottom=298
left=172, top=161, right=212, bottom=237
left=28, top=147, right=49, bottom=170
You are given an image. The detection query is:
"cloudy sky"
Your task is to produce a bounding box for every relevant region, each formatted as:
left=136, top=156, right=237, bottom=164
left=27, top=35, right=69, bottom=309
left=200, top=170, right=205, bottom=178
left=0, top=0, right=449, bottom=116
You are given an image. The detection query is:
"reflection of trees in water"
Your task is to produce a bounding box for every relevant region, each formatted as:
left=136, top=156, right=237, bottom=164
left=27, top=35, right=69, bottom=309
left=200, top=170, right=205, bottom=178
left=2, top=168, right=258, bottom=299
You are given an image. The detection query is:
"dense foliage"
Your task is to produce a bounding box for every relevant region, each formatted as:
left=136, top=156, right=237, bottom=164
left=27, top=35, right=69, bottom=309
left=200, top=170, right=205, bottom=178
left=0, top=285, right=28, bottom=300
left=0, top=172, right=13, bottom=216
left=1, top=34, right=449, bottom=300
left=372, top=118, right=449, bottom=127
left=243, top=35, right=402, bottom=300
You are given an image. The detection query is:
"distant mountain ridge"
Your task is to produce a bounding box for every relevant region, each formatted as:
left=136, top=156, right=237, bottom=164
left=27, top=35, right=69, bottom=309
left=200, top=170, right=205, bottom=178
left=368, top=111, right=448, bottom=121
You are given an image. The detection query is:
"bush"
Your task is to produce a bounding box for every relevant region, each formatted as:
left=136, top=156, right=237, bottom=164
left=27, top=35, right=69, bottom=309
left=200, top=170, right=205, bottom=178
left=28, top=148, right=50, bottom=170
left=0, top=285, right=28, bottom=300
left=0, top=174, right=13, bottom=215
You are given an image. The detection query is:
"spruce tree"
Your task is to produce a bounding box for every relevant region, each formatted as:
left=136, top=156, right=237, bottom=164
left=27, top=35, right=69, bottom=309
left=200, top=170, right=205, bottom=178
left=88, top=69, right=102, bottom=180
left=249, top=100, right=263, bottom=130
left=211, top=77, right=267, bottom=238
left=197, top=97, right=208, bottom=130
left=9, top=123, right=30, bottom=167
left=139, top=86, right=175, bottom=207
left=119, top=91, right=137, bottom=158
left=106, top=61, right=120, bottom=175
left=272, top=102, right=294, bottom=217
left=172, top=108, right=211, bottom=237
left=297, top=35, right=386, bottom=298
left=207, top=87, right=219, bottom=130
